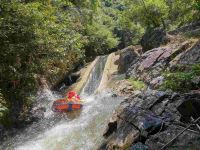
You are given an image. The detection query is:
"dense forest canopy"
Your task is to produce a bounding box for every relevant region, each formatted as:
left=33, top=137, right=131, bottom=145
left=0, top=0, right=200, bottom=126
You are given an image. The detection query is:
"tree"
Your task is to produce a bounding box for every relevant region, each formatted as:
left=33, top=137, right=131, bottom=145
left=127, top=0, right=169, bottom=28
left=0, top=0, right=86, bottom=125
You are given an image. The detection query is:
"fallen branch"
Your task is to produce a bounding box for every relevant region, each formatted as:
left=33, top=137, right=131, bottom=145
left=161, top=116, right=200, bottom=150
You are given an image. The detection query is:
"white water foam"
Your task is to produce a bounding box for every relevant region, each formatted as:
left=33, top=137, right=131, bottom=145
left=8, top=90, right=122, bottom=150
left=1, top=56, right=123, bottom=150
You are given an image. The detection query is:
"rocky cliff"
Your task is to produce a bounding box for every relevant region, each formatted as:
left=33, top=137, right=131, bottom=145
left=101, top=22, right=200, bottom=150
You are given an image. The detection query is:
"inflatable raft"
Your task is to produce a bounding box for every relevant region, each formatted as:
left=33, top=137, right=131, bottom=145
left=52, top=99, right=83, bottom=112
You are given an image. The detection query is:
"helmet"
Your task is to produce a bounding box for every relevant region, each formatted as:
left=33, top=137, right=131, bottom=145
left=67, top=91, right=76, bottom=99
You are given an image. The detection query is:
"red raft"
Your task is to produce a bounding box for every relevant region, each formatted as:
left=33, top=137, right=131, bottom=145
left=52, top=99, right=83, bottom=112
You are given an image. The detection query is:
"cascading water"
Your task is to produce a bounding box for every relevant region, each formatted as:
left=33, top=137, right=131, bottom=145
left=81, top=56, right=108, bottom=96
left=0, top=56, right=122, bottom=150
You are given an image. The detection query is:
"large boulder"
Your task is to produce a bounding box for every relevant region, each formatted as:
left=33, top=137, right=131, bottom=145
left=102, top=90, right=200, bottom=149
left=117, top=45, right=141, bottom=73
left=140, top=28, right=170, bottom=52
left=52, top=71, right=81, bottom=91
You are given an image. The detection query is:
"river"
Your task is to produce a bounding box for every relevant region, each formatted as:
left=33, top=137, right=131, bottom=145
left=0, top=56, right=122, bottom=150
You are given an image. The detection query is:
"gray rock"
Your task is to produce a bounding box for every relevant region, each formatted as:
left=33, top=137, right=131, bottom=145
left=150, top=76, right=164, bottom=89
left=140, top=28, right=170, bottom=52
left=103, top=90, right=200, bottom=149
left=106, top=123, right=140, bottom=150
left=191, top=76, right=200, bottom=88
left=102, top=28, right=200, bottom=150
left=146, top=125, right=200, bottom=150
left=130, top=142, right=148, bottom=150
left=176, top=41, right=200, bottom=65
left=127, top=39, right=197, bottom=88
left=169, top=20, right=200, bottom=35
left=117, top=46, right=140, bottom=73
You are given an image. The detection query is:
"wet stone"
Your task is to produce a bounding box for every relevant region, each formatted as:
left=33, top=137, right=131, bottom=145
left=138, top=95, right=161, bottom=109
left=106, top=123, right=140, bottom=150
left=118, top=106, right=134, bottom=120
left=151, top=98, right=169, bottom=115
left=131, top=111, right=163, bottom=134
left=145, top=124, right=200, bottom=150
left=130, top=142, right=148, bottom=150
left=161, top=108, right=181, bottom=122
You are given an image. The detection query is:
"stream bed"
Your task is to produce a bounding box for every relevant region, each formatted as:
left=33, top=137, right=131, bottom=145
left=1, top=56, right=123, bottom=150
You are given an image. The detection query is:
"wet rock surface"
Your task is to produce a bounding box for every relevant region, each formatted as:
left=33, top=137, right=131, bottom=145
left=29, top=106, right=46, bottom=122
left=0, top=102, right=46, bottom=142
left=130, top=142, right=148, bottom=150
left=0, top=124, right=4, bottom=138
left=146, top=124, right=200, bottom=150
left=103, top=90, right=200, bottom=149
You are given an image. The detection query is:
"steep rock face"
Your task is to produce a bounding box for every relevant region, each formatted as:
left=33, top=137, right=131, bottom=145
left=170, top=40, right=200, bottom=67
left=102, top=28, right=200, bottom=149
left=52, top=71, right=81, bottom=91
left=127, top=39, right=198, bottom=88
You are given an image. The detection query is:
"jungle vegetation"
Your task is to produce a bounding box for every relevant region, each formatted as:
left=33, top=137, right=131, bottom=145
left=0, top=0, right=199, bottom=126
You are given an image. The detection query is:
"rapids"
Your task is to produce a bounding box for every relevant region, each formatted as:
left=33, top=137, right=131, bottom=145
left=0, top=56, right=122, bottom=150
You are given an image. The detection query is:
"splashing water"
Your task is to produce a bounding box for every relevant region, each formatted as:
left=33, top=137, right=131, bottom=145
left=1, top=56, right=123, bottom=150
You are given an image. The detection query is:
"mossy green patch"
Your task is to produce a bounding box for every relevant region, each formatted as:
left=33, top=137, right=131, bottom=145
left=160, top=64, right=200, bottom=92
left=127, top=77, right=146, bottom=90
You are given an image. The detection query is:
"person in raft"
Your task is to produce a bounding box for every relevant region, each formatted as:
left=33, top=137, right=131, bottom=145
left=66, top=91, right=80, bottom=103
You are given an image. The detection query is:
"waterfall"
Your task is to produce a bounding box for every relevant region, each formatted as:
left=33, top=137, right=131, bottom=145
left=81, top=56, right=108, bottom=96
left=0, top=55, right=123, bottom=150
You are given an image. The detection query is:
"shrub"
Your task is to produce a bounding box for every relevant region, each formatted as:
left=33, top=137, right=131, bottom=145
left=160, top=64, right=200, bottom=92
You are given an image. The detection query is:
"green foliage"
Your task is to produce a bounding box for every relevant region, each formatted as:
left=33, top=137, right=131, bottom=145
left=129, top=0, right=169, bottom=28
left=127, top=77, right=146, bottom=90
left=85, top=23, right=119, bottom=57
left=160, top=64, right=200, bottom=92
left=0, top=0, right=120, bottom=126
left=111, top=0, right=169, bottom=46
left=167, top=0, right=200, bottom=29
left=194, top=0, right=200, bottom=11
left=118, top=16, right=145, bottom=45
left=1, top=0, right=200, bottom=126
left=117, top=0, right=200, bottom=45
left=0, top=1, right=85, bottom=100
